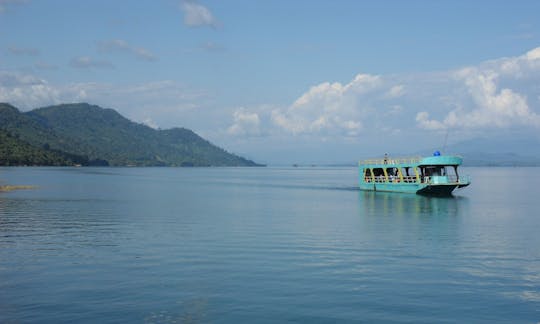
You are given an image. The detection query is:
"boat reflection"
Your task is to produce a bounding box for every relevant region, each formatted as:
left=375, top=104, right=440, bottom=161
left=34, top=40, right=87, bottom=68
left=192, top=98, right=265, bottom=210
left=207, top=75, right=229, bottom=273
left=358, top=190, right=468, bottom=219
left=355, top=191, right=471, bottom=245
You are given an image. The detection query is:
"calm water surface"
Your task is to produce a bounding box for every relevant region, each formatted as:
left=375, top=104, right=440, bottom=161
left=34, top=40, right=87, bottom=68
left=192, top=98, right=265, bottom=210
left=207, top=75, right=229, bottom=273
left=0, top=167, right=539, bottom=323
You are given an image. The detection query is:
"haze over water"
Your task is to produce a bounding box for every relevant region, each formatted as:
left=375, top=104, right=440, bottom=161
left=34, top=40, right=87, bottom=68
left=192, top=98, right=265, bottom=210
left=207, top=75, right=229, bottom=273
left=1, top=167, right=539, bottom=323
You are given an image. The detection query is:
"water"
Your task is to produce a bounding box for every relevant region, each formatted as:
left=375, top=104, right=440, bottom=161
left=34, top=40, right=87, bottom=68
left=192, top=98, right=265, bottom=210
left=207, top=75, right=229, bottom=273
left=0, top=167, right=539, bottom=323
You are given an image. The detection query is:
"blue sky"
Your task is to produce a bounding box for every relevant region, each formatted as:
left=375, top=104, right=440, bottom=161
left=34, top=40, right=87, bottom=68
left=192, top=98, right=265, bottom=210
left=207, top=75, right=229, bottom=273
left=1, top=0, right=540, bottom=164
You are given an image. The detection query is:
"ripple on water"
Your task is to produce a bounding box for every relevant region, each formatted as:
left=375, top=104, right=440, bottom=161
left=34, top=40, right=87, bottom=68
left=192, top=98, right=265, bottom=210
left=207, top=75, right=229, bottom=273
left=1, top=167, right=540, bottom=323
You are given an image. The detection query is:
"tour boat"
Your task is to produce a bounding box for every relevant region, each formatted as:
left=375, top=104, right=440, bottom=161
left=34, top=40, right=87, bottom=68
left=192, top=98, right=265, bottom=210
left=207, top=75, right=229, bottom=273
left=358, top=152, right=470, bottom=195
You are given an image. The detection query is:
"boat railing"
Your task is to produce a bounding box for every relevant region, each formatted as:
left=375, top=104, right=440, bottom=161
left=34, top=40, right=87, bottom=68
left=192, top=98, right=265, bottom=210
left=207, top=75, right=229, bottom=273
left=360, top=157, right=422, bottom=165
left=364, top=175, right=419, bottom=184
left=401, top=175, right=418, bottom=183
left=363, top=174, right=471, bottom=185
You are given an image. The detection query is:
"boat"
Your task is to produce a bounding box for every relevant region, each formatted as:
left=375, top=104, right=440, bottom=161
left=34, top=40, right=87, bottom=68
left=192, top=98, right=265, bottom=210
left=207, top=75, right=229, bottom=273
left=358, top=152, right=470, bottom=195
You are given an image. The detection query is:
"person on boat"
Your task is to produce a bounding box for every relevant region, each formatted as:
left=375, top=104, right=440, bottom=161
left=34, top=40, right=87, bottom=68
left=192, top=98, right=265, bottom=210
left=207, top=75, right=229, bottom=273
left=384, top=153, right=388, bottom=164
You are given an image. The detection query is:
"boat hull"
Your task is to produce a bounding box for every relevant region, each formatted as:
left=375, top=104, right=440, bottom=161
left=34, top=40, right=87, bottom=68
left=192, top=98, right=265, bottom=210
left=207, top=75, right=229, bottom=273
left=359, top=182, right=422, bottom=194
left=416, top=184, right=458, bottom=196
left=359, top=183, right=458, bottom=196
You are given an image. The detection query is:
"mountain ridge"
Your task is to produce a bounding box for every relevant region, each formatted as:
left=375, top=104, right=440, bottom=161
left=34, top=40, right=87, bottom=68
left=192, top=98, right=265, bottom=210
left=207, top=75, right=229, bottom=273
left=417, top=137, right=540, bottom=166
left=0, top=102, right=261, bottom=167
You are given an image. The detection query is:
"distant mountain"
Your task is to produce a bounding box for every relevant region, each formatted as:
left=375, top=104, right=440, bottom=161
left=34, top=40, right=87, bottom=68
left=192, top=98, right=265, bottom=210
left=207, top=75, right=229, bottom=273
left=419, top=137, right=540, bottom=166
left=0, top=103, right=261, bottom=167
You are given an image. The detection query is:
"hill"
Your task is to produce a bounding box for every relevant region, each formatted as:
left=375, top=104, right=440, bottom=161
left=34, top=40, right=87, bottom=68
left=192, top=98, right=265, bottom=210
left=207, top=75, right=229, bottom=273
left=443, top=138, right=540, bottom=166
left=0, top=129, right=89, bottom=166
left=0, top=103, right=261, bottom=167
left=409, top=137, right=540, bottom=167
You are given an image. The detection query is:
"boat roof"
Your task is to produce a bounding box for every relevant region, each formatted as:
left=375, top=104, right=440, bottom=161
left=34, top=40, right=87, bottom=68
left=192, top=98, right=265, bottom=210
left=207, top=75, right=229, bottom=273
left=359, top=155, right=463, bottom=167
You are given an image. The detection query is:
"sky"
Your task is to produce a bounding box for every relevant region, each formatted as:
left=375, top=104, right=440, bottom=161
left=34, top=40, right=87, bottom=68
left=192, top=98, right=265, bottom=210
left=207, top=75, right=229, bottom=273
left=1, top=0, right=540, bottom=164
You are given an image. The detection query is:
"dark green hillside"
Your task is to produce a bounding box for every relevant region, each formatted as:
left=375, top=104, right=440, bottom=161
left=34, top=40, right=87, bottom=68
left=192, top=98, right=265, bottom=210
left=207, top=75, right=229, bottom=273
left=0, top=103, right=63, bottom=146
left=0, top=103, right=260, bottom=167
left=28, top=103, right=161, bottom=165
left=0, top=129, right=88, bottom=166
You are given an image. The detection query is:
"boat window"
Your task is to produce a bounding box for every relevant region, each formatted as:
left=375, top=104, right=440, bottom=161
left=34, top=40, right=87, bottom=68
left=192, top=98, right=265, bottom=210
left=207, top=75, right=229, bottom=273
left=364, top=168, right=373, bottom=182
left=401, top=167, right=417, bottom=183
left=385, top=167, right=398, bottom=176
left=402, top=167, right=410, bottom=176
left=372, top=168, right=385, bottom=182
left=385, top=167, right=401, bottom=182
left=423, top=166, right=447, bottom=177
left=372, top=168, right=384, bottom=176
left=449, top=165, right=459, bottom=182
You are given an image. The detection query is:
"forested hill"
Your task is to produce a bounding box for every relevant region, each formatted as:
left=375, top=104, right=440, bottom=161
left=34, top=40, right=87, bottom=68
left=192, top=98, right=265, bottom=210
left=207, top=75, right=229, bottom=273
left=0, top=129, right=89, bottom=166
left=0, top=103, right=261, bottom=167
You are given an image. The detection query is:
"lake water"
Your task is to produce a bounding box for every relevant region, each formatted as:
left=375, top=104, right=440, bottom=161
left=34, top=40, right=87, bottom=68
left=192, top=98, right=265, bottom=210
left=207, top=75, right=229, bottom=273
left=0, top=167, right=539, bottom=323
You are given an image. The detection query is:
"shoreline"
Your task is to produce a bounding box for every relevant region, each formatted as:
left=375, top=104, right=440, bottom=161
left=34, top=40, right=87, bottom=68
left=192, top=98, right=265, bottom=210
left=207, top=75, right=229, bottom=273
left=0, top=185, right=36, bottom=192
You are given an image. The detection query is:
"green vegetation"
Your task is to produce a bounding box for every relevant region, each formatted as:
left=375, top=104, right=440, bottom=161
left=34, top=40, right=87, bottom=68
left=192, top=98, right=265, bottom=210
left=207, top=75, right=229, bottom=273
left=0, top=103, right=261, bottom=167
left=0, top=129, right=88, bottom=166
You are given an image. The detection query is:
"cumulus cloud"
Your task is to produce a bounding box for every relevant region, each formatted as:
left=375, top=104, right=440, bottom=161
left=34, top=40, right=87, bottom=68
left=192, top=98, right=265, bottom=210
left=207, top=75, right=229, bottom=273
left=0, top=71, right=60, bottom=108
left=4, top=45, right=540, bottom=148
left=270, top=74, right=383, bottom=136
left=386, top=85, right=405, bottom=98
left=227, top=108, right=261, bottom=136
left=416, top=47, right=540, bottom=130
left=70, top=56, right=115, bottom=69
left=180, top=0, right=218, bottom=28
left=261, top=46, right=540, bottom=139
left=98, top=39, right=158, bottom=62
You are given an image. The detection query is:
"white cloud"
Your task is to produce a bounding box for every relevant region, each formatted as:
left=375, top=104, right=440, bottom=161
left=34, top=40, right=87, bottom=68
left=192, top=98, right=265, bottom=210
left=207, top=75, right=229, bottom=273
left=4, top=46, right=540, bottom=159
left=227, top=108, right=261, bottom=136
left=0, top=71, right=60, bottom=108
left=0, top=71, right=41, bottom=86
left=268, top=46, right=540, bottom=138
left=0, top=72, right=209, bottom=129
left=526, top=47, right=540, bottom=60
left=270, top=73, right=382, bottom=136
left=98, top=39, right=158, bottom=62
left=415, top=111, right=445, bottom=130
left=416, top=47, right=540, bottom=130
left=180, top=0, right=218, bottom=28
left=142, top=118, right=159, bottom=129
left=387, top=85, right=405, bottom=98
